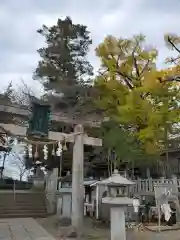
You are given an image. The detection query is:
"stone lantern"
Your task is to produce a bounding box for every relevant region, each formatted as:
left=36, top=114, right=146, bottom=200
left=57, top=171, right=72, bottom=223
left=99, top=169, right=135, bottom=240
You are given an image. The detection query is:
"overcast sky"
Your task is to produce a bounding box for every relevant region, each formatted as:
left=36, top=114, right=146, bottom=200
left=0, top=0, right=180, bottom=93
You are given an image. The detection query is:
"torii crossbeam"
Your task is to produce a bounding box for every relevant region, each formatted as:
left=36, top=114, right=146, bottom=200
left=0, top=103, right=102, bottom=127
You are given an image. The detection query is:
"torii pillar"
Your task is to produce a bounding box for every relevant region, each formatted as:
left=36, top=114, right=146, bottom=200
left=71, top=124, right=84, bottom=237
left=71, top=124, right=102, bottom=237
left=0, top=121, right=102, bottom=237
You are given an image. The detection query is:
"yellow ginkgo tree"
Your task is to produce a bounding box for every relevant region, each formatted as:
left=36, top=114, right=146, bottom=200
left=94, top=34, right=180, bottom=157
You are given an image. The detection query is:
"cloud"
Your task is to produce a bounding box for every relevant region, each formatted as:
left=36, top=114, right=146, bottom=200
left=0, top=0, right=180, bottom=95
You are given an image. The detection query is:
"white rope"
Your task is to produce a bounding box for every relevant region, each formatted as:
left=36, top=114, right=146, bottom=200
left=0, top=125, right=83, bottom=145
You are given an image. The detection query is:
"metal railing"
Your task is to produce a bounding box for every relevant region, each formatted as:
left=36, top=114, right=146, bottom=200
left=13, top=179, right=16, bottom=201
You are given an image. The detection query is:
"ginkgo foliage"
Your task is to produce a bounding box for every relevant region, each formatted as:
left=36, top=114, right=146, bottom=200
left=94, top=34, right=180, bottom=157
left=101, top=120, right=158, bottom=166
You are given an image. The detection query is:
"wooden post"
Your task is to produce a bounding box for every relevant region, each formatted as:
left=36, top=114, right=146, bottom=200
left=149, top=177, right=153, bottom=192
left=160, top=177, right=165, bottom=183
left=172, top=175, right=180, bottom=222
left=158, top=205, right=161, bottom=232
left=137, top=178, right=141, bottom=193
left=146, top=168, right=150, bottom=178
left=96, top=184, right=99, bottom=219
left=71, top=124, right=84, bottom=237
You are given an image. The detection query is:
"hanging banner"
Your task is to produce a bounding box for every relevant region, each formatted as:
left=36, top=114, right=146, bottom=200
left=27, top=100, right=51, bottom=138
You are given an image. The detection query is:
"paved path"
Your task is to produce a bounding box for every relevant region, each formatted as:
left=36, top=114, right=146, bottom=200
left=0, top=218, right=56, bottom=240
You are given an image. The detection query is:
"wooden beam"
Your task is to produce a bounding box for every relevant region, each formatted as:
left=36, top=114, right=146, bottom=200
left=0, top=103, right=102, bottom=127
left=0, top=123, right=102, bottom=147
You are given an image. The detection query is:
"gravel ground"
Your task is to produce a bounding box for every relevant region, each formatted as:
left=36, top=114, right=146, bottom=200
left=36, top=216, right=180, bottom=240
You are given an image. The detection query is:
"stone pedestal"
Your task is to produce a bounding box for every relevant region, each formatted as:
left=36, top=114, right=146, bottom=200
left=56, top=190, right=72, bottom=226
left=33, top=178, right=44, bottom=190
left=102, top=196, right=134, bottom=240
left=57, top=189, right=72, bottom=219
left=45, top=168, right=58, bottom=214
left=111, top=207, right=126, bottom=240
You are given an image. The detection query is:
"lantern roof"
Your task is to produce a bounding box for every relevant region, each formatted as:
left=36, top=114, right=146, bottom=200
left=97, top=169, right=135, bottom=186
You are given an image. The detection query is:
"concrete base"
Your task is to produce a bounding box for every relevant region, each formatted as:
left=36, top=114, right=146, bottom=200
left=33, top=179, right=44, bottom=190
left=111, top=207, right=126, bottom=240
left=57, top=217, right=71, bottom=226
left=58, top=194, right=72, bottom=218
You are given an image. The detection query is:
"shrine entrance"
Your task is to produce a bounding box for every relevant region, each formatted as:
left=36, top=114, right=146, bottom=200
left=0, top=100, right=102, bottom=236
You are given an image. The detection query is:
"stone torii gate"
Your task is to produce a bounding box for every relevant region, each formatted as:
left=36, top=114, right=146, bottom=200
left=0, top=103, right=102, bottom=235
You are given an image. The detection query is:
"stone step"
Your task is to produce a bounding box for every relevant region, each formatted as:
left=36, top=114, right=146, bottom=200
left=0, top=198, right=46, bottom=202
left=0, top=194, right=45, bottom=199
left=0, top=191, right=48, bottom=218
left=0, top=194, right=45, bottom=200
left=0, top=198, right=45, bottom=204
left=0, top=202, right=46, bottom=207
left=0, top=193, right=45, bottom=197
left=0, top=194, right=45, bottom=197
left=0, top=205, right=47, bottom=210
left=0, top=195, right=46, bottom=200
left=0, top=212, right=48, bottom=218
left=0, top=191, right=45, bottom=194
left=0, top=209, right=47, bottom=214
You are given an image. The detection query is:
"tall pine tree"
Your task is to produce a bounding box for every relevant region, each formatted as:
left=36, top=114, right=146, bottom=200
left=34, top=17, right=93, bottom=113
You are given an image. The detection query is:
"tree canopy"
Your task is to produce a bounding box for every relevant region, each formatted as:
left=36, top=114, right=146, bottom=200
left=101, top=120, right=156, bottom=165
left=94, top=34, right=180, bottom=159
left=3, top=17, right=180, bottom=172
left=34, top=17, right=94, bottom=113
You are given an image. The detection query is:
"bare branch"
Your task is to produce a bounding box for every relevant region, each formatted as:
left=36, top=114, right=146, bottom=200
left=158, top=76, right=180, bottom=83
left=167, top=36, right=180, bottom=54
left=132, top=42, right=140, bottom=78
left=116, top=70, right=134, bottom=89
left=10, top=151, right=27, bottom=180
left=140, top=59, right=150, bottom=75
